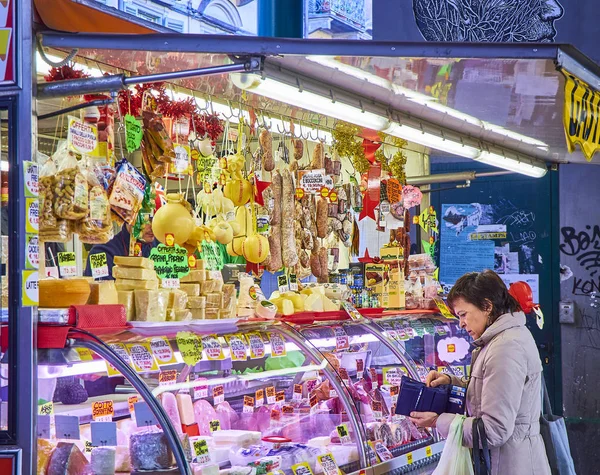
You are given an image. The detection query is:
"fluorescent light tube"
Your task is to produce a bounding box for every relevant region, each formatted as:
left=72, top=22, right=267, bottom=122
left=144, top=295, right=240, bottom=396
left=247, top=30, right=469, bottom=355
left=475, top=151, right=547, bottom=178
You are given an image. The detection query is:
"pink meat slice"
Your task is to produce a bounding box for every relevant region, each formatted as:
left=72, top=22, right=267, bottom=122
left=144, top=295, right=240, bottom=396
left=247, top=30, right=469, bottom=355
left=194, top=399, right=218, bottom=436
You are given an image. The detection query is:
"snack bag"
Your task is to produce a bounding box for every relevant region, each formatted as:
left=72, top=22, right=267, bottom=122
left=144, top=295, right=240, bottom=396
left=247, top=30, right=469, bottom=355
left=53, top=143, right=88, bottom=220
left=109, top=159, right=146, bottom=225
left=77, top=161, right=114, bottom=244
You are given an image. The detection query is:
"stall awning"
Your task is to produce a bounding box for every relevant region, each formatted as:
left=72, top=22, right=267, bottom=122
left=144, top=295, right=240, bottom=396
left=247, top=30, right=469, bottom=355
left=34, top=0, right=164, bottom=34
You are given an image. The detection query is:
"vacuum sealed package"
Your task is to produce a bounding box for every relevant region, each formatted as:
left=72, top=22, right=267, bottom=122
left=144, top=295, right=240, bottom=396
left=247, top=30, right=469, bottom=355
left=53, top=143, right=88, bottom=220
left=77, top=162, right=114, bottom=244
left=109, top=159, right=147, bottom=225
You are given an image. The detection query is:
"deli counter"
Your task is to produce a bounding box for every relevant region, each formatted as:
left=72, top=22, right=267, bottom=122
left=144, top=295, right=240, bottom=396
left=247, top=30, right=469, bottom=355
left=34, top=313, right=469, bottom=475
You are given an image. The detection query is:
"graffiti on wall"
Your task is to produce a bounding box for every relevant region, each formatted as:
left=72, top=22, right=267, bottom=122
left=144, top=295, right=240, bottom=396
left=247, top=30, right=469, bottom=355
left=560, top=225, right=600, bottom=295
left=412, top=0, right=564, bottom=42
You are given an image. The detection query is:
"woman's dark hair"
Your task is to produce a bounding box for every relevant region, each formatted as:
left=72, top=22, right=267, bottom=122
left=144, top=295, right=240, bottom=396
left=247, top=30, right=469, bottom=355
left=447, top=270, right=521, bottom=321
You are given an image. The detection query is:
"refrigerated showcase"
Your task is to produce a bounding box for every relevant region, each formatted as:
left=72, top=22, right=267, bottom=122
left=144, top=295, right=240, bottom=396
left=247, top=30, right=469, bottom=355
left=34, top=317, right=448, bottom=474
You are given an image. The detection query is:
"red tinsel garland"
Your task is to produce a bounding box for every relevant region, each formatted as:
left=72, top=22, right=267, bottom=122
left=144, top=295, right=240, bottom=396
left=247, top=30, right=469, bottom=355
left=44, top=65, right=90, bottom=82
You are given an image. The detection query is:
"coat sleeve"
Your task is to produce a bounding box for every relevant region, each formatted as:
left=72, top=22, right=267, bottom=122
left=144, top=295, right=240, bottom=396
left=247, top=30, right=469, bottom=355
left=438, top=338, right=528, bottom=448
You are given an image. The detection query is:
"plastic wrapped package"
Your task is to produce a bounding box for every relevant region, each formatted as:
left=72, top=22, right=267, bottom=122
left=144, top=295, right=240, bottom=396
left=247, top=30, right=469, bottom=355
left=205, top=292, right=223, bottom=308
left=109, top=159, right=146, bottom=225
left=53, top=146, right=88, bottom=220
left=129, top=430, right=174, bottom=471
left=134, top=290, right=168, bottom=322
left=77, top=162, right=113, bottom=244
left=39, top=153, right=74, bottom=242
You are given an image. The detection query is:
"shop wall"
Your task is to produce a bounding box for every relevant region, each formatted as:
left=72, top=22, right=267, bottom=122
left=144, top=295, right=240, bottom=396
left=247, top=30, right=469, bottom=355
left=558, top=164, right=600, bottom=475
left=373, top=0, right=600, bottom=63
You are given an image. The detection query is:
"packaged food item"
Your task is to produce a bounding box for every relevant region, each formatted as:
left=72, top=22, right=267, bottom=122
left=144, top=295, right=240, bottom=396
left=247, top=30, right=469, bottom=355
left=78, top=162, right=113, bottom=244
left=53, top=145, right=88, bottom=220
left=39, top=153, right=57, bottom=230
left=109, top=159, right=147, bottom=225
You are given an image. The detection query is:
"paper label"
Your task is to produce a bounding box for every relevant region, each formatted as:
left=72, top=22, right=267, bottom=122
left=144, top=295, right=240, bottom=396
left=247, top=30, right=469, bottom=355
left=158, top=369, right=178, bottom=387
left=134, top=401, right=159, bottom=427
left=309, top=394, right=318, bottom=414
left=292, top=462, right=315, bottom=475
left=226, top=334, right=248, bottom=361
left=383, top=367, right=403, bottom=386
left=277, top=274, right=289, bottom=293
left=406, top=452, right=413, bottom=464
left=90, top=252, right=109, bottom=279
left=24, top=161, right=39, bottom=197
left=193, top=439, right=211, bottom=464
left=193, top=382, right=208, bottom=400
left=91, top=421, right=117, bottom=447
left=150, top=244, right=190, bottom=279
left=161, top=278, right=180, bottom=289
left=106, top=343, right=130, bottom=377
left=289, top=274, right=298, bottom=291
left=434, top=297, right=457, bottom=320
left=75, top=348, right=94, bottom=361
left=276, top=391, right=285, bottom=402
left=317, top=453, right=341, bottom=475
left=149, top=337, right=177, bottom=365
left=333, top=326, right=349, bottom=351
left=176, top=331, right=204, bottom=366
left=57, top=252, right=77, bottom=277
left=255, top=389, right=265, bottom=407
left=126, top=343, right=159, bottom=373
left=247, top=332, right=266, bottom=359
left=209, top=419, right=221, bottom=433
left=390, top=385, right=399, bottom=404
left=84, top=441, right=93, bottom=454
left=68, top=116, right=98, bottom=155
left=425, top=446, right=433, bottom=457
left=37, top=415, right=51, bottom=439
left=371, top=401, right=383, bottom=419
left=372, top=440, right=393, bottom=462
left=341, top=301, right=363, bottom=321
left=339, top=367, right=350, bottom=386
left=266, top=386, right=276, bottom=404
left=124, top=114, right=143, bottom=153
left=336, top=424, right=352, bottom=444
left=203, top=334, right=224, bottom=360
left=213, top=385, right=224, bottom=404
left=26, top=234, right=39, bottom=270
left=26, top=198, right=38, bottom=233
left=54, top=415, right=80, bottom=440
left=293, top=384, right=303, bottom=401
left=22, top=270, right=38, bottom=306
left=269, top=332, right=287, bottom=357
left=298, top=169, right=326, bottom=194
left=243, top=395, right=255, bottom=413
left=128, top=396, right=138, bottom=414
left=356, top=359, right=364, bottom=378
left=38, top=401, right=54, bottom=416
left=92, top=400, right=114, bottom=422
left=370, top=368, right=378, bottom=388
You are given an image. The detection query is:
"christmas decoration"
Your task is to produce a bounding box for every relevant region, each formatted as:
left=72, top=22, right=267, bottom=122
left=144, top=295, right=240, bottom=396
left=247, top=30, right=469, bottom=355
left=375, top=133, right=408, bottom=185
left=44, top=64, right=90, bottom=83
left=332, top=121, right=369, bottom=173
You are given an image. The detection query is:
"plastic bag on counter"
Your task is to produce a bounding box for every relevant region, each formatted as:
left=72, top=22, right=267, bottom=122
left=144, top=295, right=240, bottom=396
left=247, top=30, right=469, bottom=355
left=39, top=149, right=74, bottom=242
left=53, top=143, right=88, bottom=220
left=77, top=162, right=114, bottom=244
left=109, top=159, right=146, bottom=225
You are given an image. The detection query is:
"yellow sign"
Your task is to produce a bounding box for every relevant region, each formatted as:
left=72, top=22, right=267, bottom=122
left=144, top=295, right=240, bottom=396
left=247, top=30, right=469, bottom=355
left=106, top=343, right=131, bottom=377
left=92, top=400, right=114, bottom=421
left=75, top=348, right=94, bottom=361
left=176, top=331, right=204, bottom=366
left=292, top=462, right=315, bottom=475
left=563, top=71, right=600, bottom=161
left=38, top=402, right=54, bottom=416
left=434, top=297, right=457, bottom=320
left=425, top=446, right=433, bottom=457
left=149, top=337, right=178, bottom=366
left=126, top=343, right=159, bottom=373
left=22, top=270, right=38, bottom=306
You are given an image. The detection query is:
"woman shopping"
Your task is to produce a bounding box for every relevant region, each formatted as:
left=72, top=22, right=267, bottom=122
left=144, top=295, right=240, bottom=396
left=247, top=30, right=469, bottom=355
left=410, top=270, right=551, bottom=475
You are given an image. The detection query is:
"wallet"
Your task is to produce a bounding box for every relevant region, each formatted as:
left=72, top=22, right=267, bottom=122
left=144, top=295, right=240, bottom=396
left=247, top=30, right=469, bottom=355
left=395, top=375, right=466, bottom=416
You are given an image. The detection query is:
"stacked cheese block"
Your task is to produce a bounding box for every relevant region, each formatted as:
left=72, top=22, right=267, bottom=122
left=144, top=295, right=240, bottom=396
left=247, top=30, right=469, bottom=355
left=112, top=256, right=189, bottom=322
left=178, top=263, right=237, bottom=320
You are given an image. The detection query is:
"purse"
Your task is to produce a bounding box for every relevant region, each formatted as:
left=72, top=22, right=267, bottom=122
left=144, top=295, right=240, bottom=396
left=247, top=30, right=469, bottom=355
left=472, top=417, right=491, bottom=475
left=540, top=377, right=576, bottom=475
left=395, top=375, right=466, bottom=416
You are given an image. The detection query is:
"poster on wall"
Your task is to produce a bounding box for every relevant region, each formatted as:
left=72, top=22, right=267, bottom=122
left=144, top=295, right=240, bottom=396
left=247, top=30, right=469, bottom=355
left=439, top=204, right=495, bottom=286
left=0, top=0, right=13, bottom=84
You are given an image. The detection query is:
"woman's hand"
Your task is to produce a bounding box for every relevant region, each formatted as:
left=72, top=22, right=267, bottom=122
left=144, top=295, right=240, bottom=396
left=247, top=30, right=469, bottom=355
left=425, top=370, right=451, bottom=387
left=409, top=411, right=439, bottom=428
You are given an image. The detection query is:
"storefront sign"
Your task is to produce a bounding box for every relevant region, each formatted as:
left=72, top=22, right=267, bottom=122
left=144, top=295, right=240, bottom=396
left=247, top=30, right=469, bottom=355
left=563, top=71, right=600, bottom=161
left=150, top=244, right=190, bottom=280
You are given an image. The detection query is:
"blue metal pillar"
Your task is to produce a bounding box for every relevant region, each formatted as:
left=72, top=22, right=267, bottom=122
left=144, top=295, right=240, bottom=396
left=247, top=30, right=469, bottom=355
left=258, top=0, right=303, bottom=38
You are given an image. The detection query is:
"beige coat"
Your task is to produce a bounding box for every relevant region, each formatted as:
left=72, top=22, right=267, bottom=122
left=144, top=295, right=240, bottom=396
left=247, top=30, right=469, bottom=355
left=437, top=312, right=551, bottom=475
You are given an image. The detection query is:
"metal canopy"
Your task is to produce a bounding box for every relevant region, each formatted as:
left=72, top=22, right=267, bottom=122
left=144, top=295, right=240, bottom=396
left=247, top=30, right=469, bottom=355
left=38, top=32, right=600, bottom=165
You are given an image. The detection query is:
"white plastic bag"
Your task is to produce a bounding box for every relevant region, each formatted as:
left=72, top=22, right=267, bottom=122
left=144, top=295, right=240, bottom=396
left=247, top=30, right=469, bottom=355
left=433, top=415, right=475, bottom=475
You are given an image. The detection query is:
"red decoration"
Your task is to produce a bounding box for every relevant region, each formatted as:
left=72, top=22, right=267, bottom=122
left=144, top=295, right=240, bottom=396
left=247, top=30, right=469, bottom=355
left=359, top=163, right=382, bottom=221
left=252, top=177, right=271, bottom=207
left=362, top=138, right=381, bottom=164
left=44, top=65, right=90, bottom=83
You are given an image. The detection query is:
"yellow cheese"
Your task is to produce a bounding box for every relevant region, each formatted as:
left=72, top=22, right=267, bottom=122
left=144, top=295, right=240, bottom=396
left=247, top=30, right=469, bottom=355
left=222, top=284, right=236, bottom=309
left=187, top=296, right=206, bottom=309
left=116, top=279, right=158, bottom=291
left=305, top=293, right=324, bottom=312
left=322, top=296, right=340, bottom=311
left=282, top=299, right=295, bottom=316
left=220, top=308, right=235, bottom=319
left=134, top=290, right=167, bottom=322
left=168, top=289, right=188, bottom=310
left=39, top=279, right=91, bottom=308
left=196, top=259, right=205, bottom=271
left=87, top=280, right=119, bottom=305
left=189, top=308, right=205, bottom=320
left=199, top=280, right=217, bottom=294
left=117, top=290, right=135, bottom=321
left=171, top=309, right=192, bottom=321
left=204, top=308, right=219, bottom=320
left=180, top=270, right=206, bottom=283
left=113, top=256, right=155, bottom=269
left=112, top=266, right=157, bottom=281
left=180, top=283, right=200, bottom=297
left=205, top=292, right=223, bottom=308
left=37, top=439, right=55, bottom=475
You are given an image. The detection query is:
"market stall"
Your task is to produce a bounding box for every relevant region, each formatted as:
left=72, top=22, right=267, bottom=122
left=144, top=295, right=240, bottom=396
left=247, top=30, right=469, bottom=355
left=3, top=28, right=596, bottom=475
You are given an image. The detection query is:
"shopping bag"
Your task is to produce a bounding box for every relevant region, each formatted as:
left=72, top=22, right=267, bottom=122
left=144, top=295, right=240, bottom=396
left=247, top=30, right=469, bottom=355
left=541, top=378, right=576, bottom=475
left=472, top=418, right=491, bottom=475
left=433, top=414, right=475, bottom=475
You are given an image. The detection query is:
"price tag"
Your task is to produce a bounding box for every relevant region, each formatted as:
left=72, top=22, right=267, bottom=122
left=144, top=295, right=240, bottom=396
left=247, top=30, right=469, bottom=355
left=176, top=331, right=204, bottom=366
left=295, top=188, right=305, bottom=200
left=92, top=400, right=114, bottom=422
left=276, top=391, right=285, bottom=402
left=75, top=348, right=94, bottom=362
left=57, top=252, right=77, bottom=277
left=282, top=405, right=294, bottom=415
left=247, top=332, right=266, bottom=359
left=193, top=439, right=211, bottom=464
left=370, top=368, right=378, bottom=388
left=371, top=401, right=383, bottom=419
left=390, top=385, right=399, bottom=403
left=372, top=440, right=394, bottom=462
left=269, top=333, right=287, bottom=357
left=194, top=382, right=208, bottom=400
left=203, top=334, right=224, bottom=360
left=91, top=421, right=117, bottom=447
left=26, top=198, right=38, bottom=233
left=333, top=326, right=349, bottom=351
left=382, top=367, right=403, bottom=386
left=277, top=274, right=289, bottom=293
left=425, top=446, right=433, bottom=457
left=128, top=396, right=138, bottom=414
left=134, top=401, right=159, bottom=428
left=339, top=368, right=350, bottom=386
left=330, top=389, right=338, bottom=398
left=26, top=234, right=39, bottom=270
left=336, top=424, right=351, bottom=445
left=226, top=334, right=248, bottom=361
left=107, top=343, right=131, bottom=377
left=54, top=415, right=80, bottom=440
left=126, top=343, right=159, bottom=373
left=293, top=384, right=303, bottom=401
left=149, top=337, right=177, bottom=366
left=356, top=359, right=364, bottom=378
left=406, top=452, right=413, bottom=464
left=89, top=252, right=109, bottom=279
left=124, top=114, right=143, bottom=153
left=213, top=385, right=225, bottom=404
left=24, top=160, right=39, bottom=197
left=270, top=407, right=281, bottom=420
left=161, top=278, right=180, bottom=289
left=37, top=415, right=51, bottom=439
left=292, top=462, right=315, bottom=475
left=255, top=389, right=265, bottom=407
left=266, top=386, right=276, bottom=404
left=243, top=396, right=254, bottom=413
left=317, top=453, right=341, bottom=475
left=209, top=419, right=221, bottom=433
left=341, top=301, right=363, bottom=321
left=159, top=369, right=178, bottom=386
left=38, top=401, right=54, bottom=416
left=309, top=394, right=318, bottom=414
left=434, top=297, right=457, bottom=320
left=289, top=274, right=298, bottom=291
left=84, top=441, right=93, bottom=454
